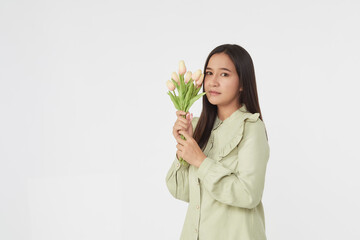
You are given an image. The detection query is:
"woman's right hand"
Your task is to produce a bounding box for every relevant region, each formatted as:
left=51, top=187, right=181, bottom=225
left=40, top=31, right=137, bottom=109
left=173, top=110, right=193, bottom=142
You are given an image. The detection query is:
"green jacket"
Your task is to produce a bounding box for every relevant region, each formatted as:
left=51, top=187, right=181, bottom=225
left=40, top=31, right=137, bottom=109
left=165, top=104, right=270, bottom=240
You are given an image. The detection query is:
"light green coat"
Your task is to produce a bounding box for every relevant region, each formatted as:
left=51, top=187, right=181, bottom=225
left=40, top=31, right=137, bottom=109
left=165, top=104, right=270, bottom=240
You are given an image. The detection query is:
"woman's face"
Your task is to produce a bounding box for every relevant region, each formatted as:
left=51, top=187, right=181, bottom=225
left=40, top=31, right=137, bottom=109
left=204, top=52, right=242, bottom=108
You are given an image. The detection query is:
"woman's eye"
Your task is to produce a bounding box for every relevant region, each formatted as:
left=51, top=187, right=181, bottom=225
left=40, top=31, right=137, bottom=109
left=205, top=71, right=228, bottom=76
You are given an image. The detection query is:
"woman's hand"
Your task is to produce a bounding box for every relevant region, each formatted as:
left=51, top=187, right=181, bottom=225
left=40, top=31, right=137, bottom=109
left=176, top=130, right=207, bottom=168
left=172, top=110, right=193, bottom=142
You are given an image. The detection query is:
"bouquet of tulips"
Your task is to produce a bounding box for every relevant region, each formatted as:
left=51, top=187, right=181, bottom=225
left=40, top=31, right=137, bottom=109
left=166, top=60, right=206, bottom=167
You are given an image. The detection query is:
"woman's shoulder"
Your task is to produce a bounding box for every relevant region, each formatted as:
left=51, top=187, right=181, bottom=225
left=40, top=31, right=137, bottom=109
left=242, top=115, right=268, bottom=140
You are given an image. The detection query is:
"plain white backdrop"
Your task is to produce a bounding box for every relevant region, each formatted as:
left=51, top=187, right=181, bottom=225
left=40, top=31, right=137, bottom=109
left=1, top=0, right=360, bottom=239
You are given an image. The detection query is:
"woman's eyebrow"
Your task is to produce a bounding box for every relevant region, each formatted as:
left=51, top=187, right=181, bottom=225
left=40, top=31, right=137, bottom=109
left=206, top=67, right=231, bottom=72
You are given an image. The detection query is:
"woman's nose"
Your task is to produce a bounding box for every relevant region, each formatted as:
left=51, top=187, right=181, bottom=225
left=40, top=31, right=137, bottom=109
left=209, top=76, right=219, bottom=86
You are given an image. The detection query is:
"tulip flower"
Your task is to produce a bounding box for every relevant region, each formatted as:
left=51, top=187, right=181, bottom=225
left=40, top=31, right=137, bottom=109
left=178, top=60, right=186, bottom=75
left=166, top=60, right=207, bottom=167
left=192, top=69, right=202, bottom=82
left=166, top=80, right=175, bottom=91
left=171, top=72, right=179, bottom=84
left=196, top=73, right=204, bottom=87
left=184, top=71, right=192, bottom=84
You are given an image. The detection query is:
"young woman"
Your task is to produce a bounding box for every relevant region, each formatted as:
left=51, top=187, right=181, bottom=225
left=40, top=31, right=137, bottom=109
left=165, top=44, right=270, bottom=240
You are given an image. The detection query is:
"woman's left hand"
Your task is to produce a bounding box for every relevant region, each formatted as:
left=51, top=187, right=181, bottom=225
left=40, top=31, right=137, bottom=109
left=176, top=130, right=207, bottom=168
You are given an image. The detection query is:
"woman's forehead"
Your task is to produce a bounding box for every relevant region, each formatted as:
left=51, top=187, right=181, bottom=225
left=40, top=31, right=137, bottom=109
left=207, top=53, right=235, bottom=70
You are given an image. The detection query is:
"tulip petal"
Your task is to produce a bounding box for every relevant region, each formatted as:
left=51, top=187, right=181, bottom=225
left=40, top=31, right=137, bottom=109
left=171, top=72, right=179, bottom=83
left=184, top=71, right=192, bottom=84
left=178, top=60, right=186, bottom=76
left=166, top=80, right=175, bottom=91
left=191, top=69, right=202, bottom=81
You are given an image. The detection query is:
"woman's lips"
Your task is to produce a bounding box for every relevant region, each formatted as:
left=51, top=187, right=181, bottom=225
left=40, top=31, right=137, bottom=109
left=209, top=91, right=221, bottom=95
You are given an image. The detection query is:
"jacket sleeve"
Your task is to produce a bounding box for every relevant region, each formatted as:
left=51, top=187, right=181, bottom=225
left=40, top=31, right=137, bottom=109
left=165, top=117, right=200, bottom=203
left=165, top=155, right=190, bottom=203
left=196, top=119, right=270, bottom=209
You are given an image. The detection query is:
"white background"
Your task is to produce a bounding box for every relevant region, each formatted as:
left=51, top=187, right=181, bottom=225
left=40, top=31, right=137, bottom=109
left=1, top=0, right=360, bottom=239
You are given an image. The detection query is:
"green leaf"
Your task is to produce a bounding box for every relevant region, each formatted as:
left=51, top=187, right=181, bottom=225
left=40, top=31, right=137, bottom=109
left=184, top=83, right=194, bottom=112
left=187, top=92, right=206, bottom=110
left=171, top=79, right=179, bottom=90
left=167, top=91, right=180, bottom=110
left=185, top=78, right=193, bottom=92
left=172, top=91, right=180, bottom=108
left=180, top=74, right=185, bottom=97
left=183, top=79, right=193, bottom=110
left=187, top=79, right=193, bottom=91
left=190, top=81, right=197, bottom=98
left=194, top=85, right=202, bottom=95
left=179, top=94, right=183, bottom=109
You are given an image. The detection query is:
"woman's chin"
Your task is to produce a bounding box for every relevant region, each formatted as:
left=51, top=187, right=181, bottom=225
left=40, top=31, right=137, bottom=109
left=208, top=99, right=220, bottom=105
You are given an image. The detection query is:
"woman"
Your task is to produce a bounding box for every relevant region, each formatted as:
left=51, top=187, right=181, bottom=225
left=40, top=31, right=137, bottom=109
left=165, top=44, right=270, bottom=240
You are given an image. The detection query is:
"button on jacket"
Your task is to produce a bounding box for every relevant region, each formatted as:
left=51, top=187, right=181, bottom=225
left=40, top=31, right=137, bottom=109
left=165, top=104, right=270, bottom=240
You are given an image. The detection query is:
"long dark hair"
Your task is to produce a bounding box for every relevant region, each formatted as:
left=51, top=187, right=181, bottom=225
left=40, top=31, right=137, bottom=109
left=193, top=44, right=268, bottom=151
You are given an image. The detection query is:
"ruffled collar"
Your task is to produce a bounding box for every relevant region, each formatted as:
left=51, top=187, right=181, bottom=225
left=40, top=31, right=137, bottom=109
left=210, top=103, right=260, bottom=159
left=213, top=103, right=249, bottom=131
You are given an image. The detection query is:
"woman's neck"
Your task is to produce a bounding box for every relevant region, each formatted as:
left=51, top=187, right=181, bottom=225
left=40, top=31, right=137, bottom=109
left=217, top=103, right=242, bottom=121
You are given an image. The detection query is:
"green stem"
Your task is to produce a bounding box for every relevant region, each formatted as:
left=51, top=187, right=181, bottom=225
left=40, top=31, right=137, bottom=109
left=178, top=114, right=189, bottom=167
